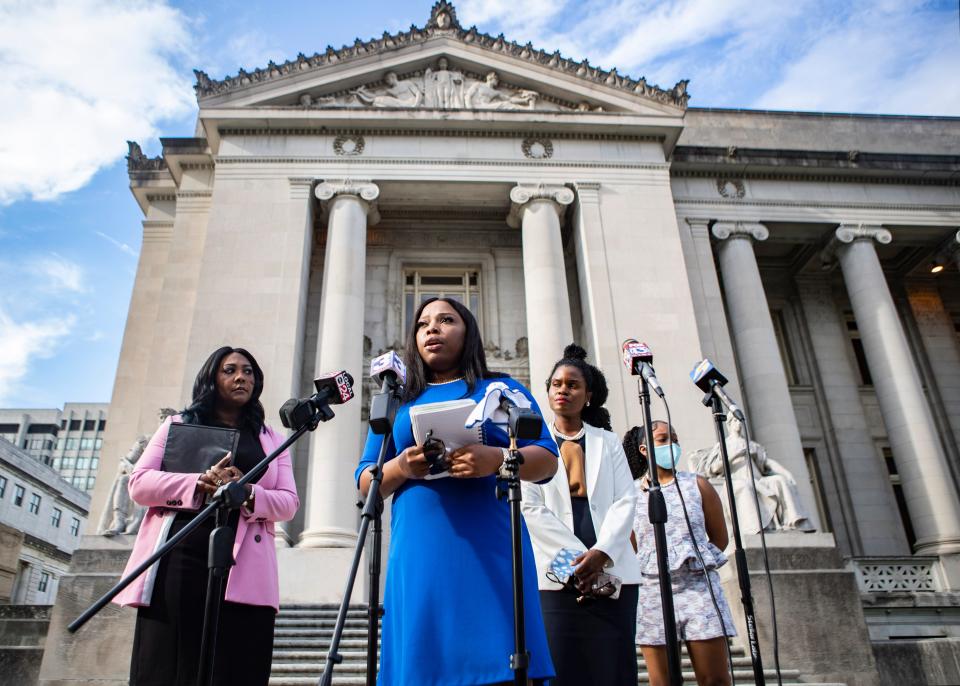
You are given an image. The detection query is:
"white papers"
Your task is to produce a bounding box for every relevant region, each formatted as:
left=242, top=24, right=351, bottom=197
left=408, top=399, right=483, bottom=480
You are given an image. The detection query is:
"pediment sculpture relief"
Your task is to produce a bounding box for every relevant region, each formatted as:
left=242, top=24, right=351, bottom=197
left=297, top=59, right=587, bottom=112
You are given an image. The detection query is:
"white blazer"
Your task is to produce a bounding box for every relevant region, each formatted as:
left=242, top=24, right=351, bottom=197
left=522, top=422, right=641, bottom=591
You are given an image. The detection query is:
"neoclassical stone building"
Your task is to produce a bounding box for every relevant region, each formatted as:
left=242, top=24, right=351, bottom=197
left=40, top=3, right=960, bottom=684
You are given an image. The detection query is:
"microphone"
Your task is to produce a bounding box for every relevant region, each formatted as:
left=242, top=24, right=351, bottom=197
left=279, top=370, right=355, bottom=429
left=369, top=351, right=406, bottom=389
left=621, top=339, right=665, bottom=398
left=497, top=393, right=543, bottom=441
left=369, top=353, right=405, bottom=434
left=690, top=359, right=745, bottom=421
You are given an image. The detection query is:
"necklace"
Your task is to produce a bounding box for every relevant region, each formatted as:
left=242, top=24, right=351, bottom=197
left=427, top=376, right=464, bottom=385
left=551, top=422, right=585, bottom=441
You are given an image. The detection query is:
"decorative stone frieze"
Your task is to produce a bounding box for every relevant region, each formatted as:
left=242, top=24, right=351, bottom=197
left=716, top=178, right=745, bottom=199
left=521, top=137, right=553, bottom=159
left=711, top=221, right=768, bottom=242
left=333, top=134, right=365, bottom=156
left=192, top=2, right=689, bottom=110
left=507, top=183, right=574, bottom=228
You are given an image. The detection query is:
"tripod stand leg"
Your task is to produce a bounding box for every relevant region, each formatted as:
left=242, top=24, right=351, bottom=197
left=198, top=522, right=236, bottom=686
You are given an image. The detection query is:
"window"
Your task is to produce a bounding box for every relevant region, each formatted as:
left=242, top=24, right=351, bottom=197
left=65, top=438, right=79, bottom=450
left=14, top=485, right=24, bottom=507
left=402, top=268, right=482, bottom=335
left=70, top=517, right=80, bottom=536
left=94, top=438, right=102, bottom=450
left=51, top=508, right=62, bottom=528
left=28, top=493, right=41, bottom=514
left=60, top=419, right=66, bottom=430
left=38, top=572, right=50, bottom=593
left=98, top=419, right=106, bottom=431
left=61, top=457, right=75, bottom=469
left=883, top=447, right=916, bottom=549
left=71, top=476, right=84, bottom=488
left=76, top=457, right=89, bottom=470
left=56, top=438, right=64, bottom=451
left=80, top=438, right=94, bottom=451
left=83, top=419, right=96, bottom=431
left=69, top=419, right=80, bottom=431
left=845, top=314, right=873, bottom=385
left=803, top=448, right=831, bottom=532
left=0, top=475, right=6, bottom=498
left=91, top=457, right=99, bottom=470
left=86, top=476, right=96, bottom=490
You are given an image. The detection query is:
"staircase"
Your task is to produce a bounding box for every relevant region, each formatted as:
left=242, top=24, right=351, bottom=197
left=269, top=605, right=845, bottom=686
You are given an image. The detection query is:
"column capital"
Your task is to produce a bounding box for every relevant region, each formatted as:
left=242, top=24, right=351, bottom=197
left=711, top=221, right=769, bottom=242
left=315, top=178, right=380, bottom=203
left=507, top=183, right=574, bottom=228
left=835, top=223, right=892, bottom=246
left=315, top=178, right=380, bottom=224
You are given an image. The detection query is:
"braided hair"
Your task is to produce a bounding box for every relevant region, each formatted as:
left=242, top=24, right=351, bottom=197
left=545, top=343, right=612, bottom=431
left=622, top=421, right=670, bottom=480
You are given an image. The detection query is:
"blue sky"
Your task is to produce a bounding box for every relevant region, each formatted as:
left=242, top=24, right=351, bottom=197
left=0, top=0, right=958, bottom=408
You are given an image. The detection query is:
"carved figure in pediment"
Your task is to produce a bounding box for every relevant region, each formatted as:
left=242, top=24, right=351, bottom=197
left=353, top=71, right=423, bottom=108
left=424, top=57, right=464, bottom=108
left=692, top=412, right=814, bottom=534
left=464, top=71, right=539, bottom=110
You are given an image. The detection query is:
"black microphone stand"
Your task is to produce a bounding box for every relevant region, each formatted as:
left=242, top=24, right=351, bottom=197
left=68, top=400, right=337, bottom=686
left=495, top=405, right=541, bottom=686
left=703, top=391, right=765, bottom=685
left=637, top=377, right=683, bottom=686
left=320, top=375, right=402, bottom=686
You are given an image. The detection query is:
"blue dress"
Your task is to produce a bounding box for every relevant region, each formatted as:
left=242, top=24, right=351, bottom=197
left=356, top=376, right=558, bottom=686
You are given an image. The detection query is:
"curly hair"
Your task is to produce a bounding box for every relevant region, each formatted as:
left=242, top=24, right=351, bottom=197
left=622, top=421, right=671, bottom=479
left=545, top=343, right=612, bottom=430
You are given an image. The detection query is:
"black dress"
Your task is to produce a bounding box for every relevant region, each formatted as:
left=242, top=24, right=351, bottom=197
left=129, top=423, right=276, bottom=686
left=539, top=435, right=640, bottom=686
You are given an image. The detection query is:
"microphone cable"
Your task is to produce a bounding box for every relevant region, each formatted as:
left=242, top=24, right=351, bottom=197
left=660, top=394, right=736, bottom=686
left=738, top=416, right=784, bottom=686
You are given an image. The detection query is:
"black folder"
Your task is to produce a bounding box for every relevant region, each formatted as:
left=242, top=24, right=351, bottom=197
left=161, top=422, right=240, bottom=474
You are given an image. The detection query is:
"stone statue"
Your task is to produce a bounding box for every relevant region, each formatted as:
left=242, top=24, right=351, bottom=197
left=424, top=57, right=464, bottom=108
left=692, top=412, right=815, bottom=534
left=97, top=435, right=149, bottom=536
left=352, top=71, right=423, bottom=107
left=464, top=71, right=538, bottom=110
left=97, top=407, right=177, bottom=537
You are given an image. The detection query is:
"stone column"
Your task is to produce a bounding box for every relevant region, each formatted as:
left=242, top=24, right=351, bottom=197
left=797, top=278, right=908, bottom=555
left=833, top=224, right=960, bottom=555
left=712, top=221, right=820, bottom=529
left=508, top=184, right=575, bottom=411
left=299, top=179, right=379, bottom=548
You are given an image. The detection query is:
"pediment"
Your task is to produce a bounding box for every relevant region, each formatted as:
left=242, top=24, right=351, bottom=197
left=194, top=1, right=688, bottom=118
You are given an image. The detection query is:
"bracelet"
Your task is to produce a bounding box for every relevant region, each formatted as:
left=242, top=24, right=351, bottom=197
left=498, top=447, right=511, bottom=479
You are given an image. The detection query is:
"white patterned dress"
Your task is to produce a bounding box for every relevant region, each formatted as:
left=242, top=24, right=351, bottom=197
left=633, top=471, right=737, bottom=644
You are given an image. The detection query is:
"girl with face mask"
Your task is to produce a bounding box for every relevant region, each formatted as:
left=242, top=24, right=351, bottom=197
left=624, top=421, right=736, bottom=686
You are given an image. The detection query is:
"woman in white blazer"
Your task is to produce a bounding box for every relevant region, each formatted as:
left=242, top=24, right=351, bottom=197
left=522, top=344, right=641, bottom=685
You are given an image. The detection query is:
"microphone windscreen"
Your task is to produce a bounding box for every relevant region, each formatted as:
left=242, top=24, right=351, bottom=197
left=370, top=351, right=407, bottom=385
left=314, top=370, right=355, bottom=404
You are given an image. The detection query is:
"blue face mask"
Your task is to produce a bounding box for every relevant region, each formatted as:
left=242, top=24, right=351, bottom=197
left=654, top=442, right=681, bottom=470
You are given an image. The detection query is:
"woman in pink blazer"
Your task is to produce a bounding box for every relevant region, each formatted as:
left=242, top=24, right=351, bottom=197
left=114, top=346, right=299, bottom=686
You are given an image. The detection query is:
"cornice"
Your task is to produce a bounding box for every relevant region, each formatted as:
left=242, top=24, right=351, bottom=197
left=670, top=168, right=960, bottom=187
left=213, top=155, right=670, bottom=171
left=673, top=198, right=960, bottom=212
left=192, top=1, right=688, bottom=110
left=217, top=127, right=663, bottom=142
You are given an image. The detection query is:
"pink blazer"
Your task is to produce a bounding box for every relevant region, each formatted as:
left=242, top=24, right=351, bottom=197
left=113, top=416, right=299, bottom=611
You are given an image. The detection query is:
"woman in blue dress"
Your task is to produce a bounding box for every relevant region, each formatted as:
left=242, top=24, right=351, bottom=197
left=356, top=297, right=559, bottom=686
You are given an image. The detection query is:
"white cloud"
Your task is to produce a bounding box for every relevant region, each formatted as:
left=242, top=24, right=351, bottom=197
left=0, top=0, right=196, bottom=205
left=754, top=2, right=960, bottom=115
left=95, top=230, right=138, bottom=258
left=31, top=254, right=85, bottom=293
left=0, top=307, right=76, bottom=404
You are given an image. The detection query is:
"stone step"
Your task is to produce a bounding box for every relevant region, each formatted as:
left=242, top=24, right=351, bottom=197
left=272, top=650, right=754, bottom=666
